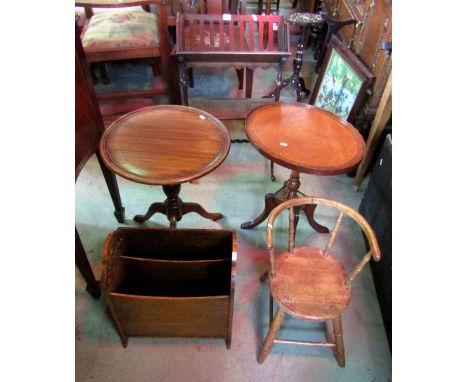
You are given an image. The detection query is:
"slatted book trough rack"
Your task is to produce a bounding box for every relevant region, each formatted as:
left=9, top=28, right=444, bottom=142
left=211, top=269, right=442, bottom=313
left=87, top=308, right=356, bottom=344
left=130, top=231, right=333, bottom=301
left=176, top=12, right=291, bottom=120
left=102, top=227, right=237, bottom=348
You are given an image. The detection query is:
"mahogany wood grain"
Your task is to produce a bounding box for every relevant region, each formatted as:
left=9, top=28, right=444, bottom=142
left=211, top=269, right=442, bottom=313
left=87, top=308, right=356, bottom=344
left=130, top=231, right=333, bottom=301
left=245, top=102, right=365, bottom=176
left=99, top=105, right=230, bottom=185
left=241, top=102, right=364, bottom=230
left=99, top=105, right=230, bottom=226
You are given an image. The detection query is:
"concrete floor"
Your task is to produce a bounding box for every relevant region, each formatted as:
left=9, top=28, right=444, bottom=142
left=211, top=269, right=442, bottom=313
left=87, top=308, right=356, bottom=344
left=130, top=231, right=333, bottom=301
left=76, top=2, right=391, bottom=380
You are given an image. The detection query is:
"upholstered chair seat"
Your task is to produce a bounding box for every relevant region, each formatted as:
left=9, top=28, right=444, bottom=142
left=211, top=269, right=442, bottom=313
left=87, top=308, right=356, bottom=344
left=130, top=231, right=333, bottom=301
left=82, top=10, right=159, bottom=54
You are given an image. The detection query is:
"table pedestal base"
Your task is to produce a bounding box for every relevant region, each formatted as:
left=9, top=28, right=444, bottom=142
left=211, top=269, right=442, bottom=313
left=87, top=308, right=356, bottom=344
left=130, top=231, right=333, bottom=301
left=241, top=171, right=329, bottom=233
left=134, top=184, right=223, bottom=228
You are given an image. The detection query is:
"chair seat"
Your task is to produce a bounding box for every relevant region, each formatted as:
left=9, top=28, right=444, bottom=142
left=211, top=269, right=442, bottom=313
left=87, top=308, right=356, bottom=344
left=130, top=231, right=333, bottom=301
left=82, top=10, right=159, bottom=52
left=269, top=246, right=351, bottom=321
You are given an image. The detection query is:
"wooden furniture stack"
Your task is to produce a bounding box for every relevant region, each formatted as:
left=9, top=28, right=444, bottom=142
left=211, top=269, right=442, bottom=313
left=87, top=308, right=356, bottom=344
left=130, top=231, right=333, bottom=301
left=320, top=0, right=392, bottom=122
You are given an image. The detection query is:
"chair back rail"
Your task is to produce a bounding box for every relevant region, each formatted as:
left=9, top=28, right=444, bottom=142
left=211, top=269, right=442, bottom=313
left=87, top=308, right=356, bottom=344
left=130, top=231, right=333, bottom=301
left=266, top=197, right=381, bottom=279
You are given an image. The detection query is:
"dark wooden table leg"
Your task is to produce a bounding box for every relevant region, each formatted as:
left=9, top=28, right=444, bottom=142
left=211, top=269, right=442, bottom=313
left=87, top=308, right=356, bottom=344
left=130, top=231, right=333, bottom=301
left=75, top=154, right=125, bottom=299
left=97, top=151, right=125, bottom=223
left=75, top=227, right=101, bottom=299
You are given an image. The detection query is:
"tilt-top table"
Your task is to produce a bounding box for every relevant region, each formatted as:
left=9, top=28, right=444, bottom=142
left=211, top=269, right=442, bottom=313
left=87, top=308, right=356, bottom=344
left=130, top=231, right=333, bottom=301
left=241, top=102, right=365, bottom=230
left=99, top=105, right=231, bottom=228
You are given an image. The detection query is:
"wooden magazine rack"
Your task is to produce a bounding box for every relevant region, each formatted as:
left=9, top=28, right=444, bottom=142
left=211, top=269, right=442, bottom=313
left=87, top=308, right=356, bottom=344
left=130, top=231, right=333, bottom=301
left=102, top=227, right=237, bottom=348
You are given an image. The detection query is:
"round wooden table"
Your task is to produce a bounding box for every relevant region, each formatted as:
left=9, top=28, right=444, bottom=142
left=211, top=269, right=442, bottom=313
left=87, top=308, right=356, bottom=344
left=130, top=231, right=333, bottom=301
left=99, top=105, right=231, bottom=228
left=241, top=102, right=365, bottom=230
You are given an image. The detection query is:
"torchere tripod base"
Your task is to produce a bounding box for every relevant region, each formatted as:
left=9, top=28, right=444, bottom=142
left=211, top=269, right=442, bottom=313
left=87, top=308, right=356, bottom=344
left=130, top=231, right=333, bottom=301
left=263, top=76, right=311, bottom=102
left=134, top=184, right=222, bottom=228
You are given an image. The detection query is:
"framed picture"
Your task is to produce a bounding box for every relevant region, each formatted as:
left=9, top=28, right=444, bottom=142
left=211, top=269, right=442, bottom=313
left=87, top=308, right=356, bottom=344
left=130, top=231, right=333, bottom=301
left=309, top=35, right=374, bottom=123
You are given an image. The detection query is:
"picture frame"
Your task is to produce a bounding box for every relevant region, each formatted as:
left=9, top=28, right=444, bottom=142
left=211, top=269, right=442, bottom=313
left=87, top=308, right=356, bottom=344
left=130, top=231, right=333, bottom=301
left=309, top=35, right=374, bottom=123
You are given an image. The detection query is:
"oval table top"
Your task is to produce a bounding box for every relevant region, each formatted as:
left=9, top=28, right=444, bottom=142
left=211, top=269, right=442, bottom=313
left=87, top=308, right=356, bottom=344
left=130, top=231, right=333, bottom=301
left=99, top=105, right=231, bottom=185
left=246, top=102, right=365, bottom=175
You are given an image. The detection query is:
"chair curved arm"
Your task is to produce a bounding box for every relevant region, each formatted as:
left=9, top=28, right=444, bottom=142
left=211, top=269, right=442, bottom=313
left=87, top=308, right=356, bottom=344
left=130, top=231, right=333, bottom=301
left=266, top=196, right=381, bottom=278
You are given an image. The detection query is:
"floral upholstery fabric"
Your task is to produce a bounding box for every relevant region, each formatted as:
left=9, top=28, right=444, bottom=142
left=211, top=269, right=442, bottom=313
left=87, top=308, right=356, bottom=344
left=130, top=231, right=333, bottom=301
left=82, top=11, right=159, bottom=51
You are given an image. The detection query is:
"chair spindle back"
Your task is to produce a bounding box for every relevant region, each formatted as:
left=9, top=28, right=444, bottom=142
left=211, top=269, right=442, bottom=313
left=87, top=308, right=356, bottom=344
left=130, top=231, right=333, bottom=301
left=266, top=197, right=380, bottom=279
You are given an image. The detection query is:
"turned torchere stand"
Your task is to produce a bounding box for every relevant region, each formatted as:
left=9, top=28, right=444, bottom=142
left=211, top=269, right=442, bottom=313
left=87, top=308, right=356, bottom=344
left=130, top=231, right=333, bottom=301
left=99, top=105, right=231, bottom=228
left=265, top=13, right=325, bottom=101
left=241, top=102, right=365, bottom=230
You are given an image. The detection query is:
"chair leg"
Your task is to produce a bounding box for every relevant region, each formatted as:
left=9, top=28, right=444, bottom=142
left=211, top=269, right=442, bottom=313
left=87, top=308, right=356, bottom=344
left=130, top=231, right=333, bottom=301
left=246, top=68, right=254, bottom=98
left=89, top=63, right=99, bottom=84
left=188, top=67, right=194, bottom=88
left=258, top=306, right=285, bottom=363
left=178, top=58, right=189, bottom=106
left=151, top=60, right=161, bottom=76
left=235, top=68, right=244, bottom=90
left=332, top=316, right=345, bottom=367
left=98, top=62, right=109, bottom=84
